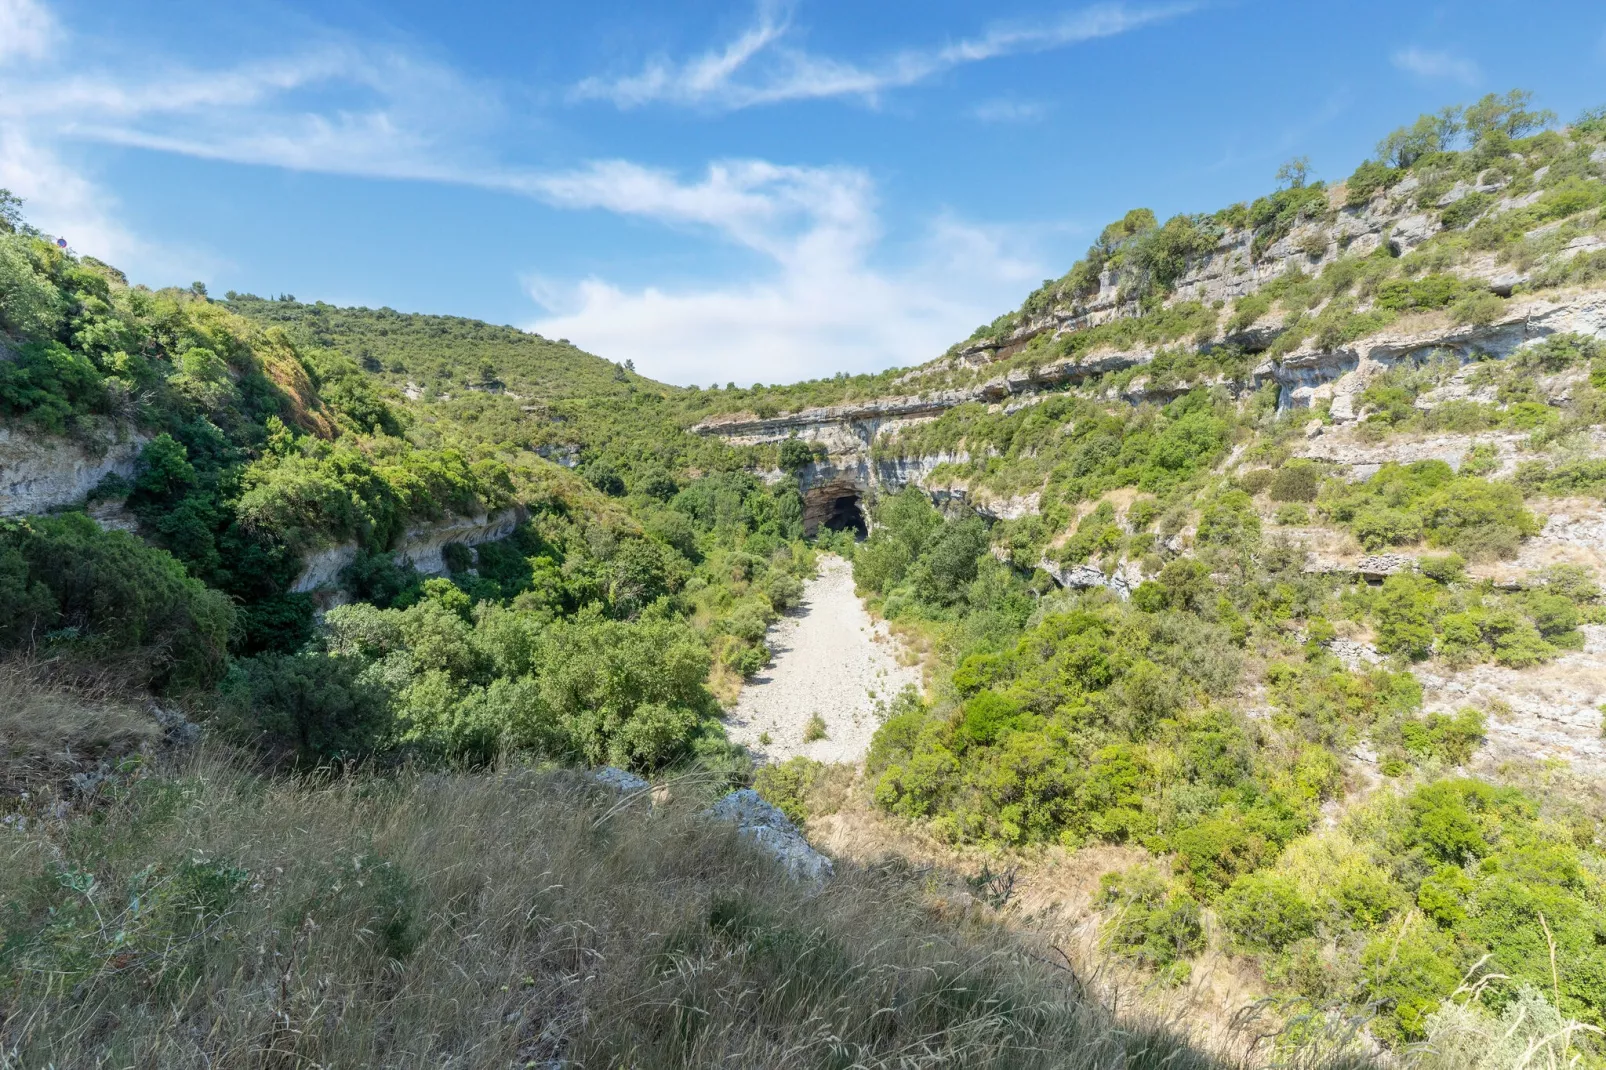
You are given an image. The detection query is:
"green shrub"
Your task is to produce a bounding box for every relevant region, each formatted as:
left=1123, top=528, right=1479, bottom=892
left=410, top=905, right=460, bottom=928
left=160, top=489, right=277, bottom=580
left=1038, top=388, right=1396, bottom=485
left=216, top=652, right=392, bottom=764
left=539, top=616, right=713, bottom=770
left=1360, top=915, right=1462, bottom=1041
left=1324, top=461, right=1538, bottom=559
left=1170, top=816, right=1264, bottom=897
left=0, top=234, right=65, bottom=339
left=1417, top=553, right=1466, bottom=584
left=1397, top=707, right=1486, bottom=765
left=1238, top=468, right=1274, bottom=495
left=1269, top=461, right=1321, bottom=502
left=754, top=757, right=826, bottom=823
left=1098, top=866, right=1205, bottom=970
left=0, top=341, right=106, bottom=431
left=1345, top=159, right=1400, bottom=205
left=1217, top=872, right=1317, bottom=952
left=1450, top=289, right=1505, bottom=326
left=1373, top=574, right=1440, bottom=659
left=778, top=437, right=819, bottom=471
left=0, top=513, right=234, bottom=689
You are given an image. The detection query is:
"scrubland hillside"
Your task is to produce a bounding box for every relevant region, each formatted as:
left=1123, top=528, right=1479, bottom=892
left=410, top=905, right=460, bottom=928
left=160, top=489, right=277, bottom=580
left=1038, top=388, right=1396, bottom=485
left=690, top=91, right=1606, bottom=1066
left=4, top=90, right=1606, bottom=1067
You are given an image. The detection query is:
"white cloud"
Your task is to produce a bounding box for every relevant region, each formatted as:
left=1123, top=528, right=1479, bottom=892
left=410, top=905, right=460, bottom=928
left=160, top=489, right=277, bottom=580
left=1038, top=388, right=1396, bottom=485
left=4, top=41, right=499, bottom=183
left=1391, top=46, right=1481, bottom=85
left=968, top=98, right=1050, bottom=123
left=0, top=3, right=1050, bottom=385
left=0, top=10, right=498, bottom=275
left=523, top=162, right=1045, bottom=385
left=573, top=1, right=1196, bottom=110
left=0, top=0, right=55, bottom=65
left=0, top=123, right=218, bottom=280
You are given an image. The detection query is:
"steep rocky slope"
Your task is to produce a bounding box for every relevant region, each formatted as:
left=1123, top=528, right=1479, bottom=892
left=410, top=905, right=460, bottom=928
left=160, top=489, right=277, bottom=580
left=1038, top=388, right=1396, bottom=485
left=695, top=116, right=1606, bottom=534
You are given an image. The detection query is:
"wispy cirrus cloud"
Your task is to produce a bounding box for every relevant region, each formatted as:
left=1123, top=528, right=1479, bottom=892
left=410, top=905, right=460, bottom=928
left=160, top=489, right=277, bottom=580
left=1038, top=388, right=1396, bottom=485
left=0, top=2, right=502, bottom=271
left=572, top=0, right=1196, bottom=111
left=968, top=98, right=1050, bottom=124
left=1390, top=46, right=1481, bottom=85
left=0, top=0, right=54, bottom=63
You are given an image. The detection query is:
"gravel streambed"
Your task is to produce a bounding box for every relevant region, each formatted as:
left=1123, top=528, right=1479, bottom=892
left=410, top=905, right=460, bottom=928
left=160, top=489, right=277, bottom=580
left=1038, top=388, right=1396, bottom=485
left=725, top=555, right=922, bottom=764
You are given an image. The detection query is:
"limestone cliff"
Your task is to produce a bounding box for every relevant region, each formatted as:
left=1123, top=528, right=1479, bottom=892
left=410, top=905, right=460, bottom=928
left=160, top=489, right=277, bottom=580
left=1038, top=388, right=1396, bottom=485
left=0, top=423, right=147, bottom=518
left=290, top=507, right=526, bottom=595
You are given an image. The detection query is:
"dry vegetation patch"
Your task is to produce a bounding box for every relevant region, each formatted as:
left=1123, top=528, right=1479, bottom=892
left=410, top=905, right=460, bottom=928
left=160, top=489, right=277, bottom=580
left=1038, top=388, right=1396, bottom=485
left=0, top=742, right=1366, bottom=1069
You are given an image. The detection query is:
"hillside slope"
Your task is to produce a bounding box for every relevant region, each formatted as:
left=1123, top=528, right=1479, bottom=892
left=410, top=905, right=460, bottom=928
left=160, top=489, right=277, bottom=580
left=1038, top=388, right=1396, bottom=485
left=683, top=92, right=1606, bottom=1063
left=5, top=90, right=1606, bottom=1067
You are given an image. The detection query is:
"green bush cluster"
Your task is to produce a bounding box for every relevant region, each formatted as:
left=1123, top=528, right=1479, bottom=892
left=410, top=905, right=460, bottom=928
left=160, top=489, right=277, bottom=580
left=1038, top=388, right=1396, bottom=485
left=1097, top=865, right=1204, bottom=982
left=0, top=513, right=234, bottom=689
left=1319, top=460, right=1539, bottom=559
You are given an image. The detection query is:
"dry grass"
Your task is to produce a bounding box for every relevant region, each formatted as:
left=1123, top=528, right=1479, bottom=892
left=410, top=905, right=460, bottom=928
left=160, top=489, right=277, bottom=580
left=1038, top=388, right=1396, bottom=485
left=0, top=742, right=1373, bottom=1070
left=704, top=658, right=745, bottom=708
left=809, top=776, right=1376, bottom=1069
left=0, top=671, right=1375, bottom=1069
left=0, top=667, right=159, bottom=797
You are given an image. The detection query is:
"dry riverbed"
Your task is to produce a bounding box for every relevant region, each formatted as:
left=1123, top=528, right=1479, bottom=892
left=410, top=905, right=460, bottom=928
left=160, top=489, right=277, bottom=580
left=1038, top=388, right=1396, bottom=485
left=725, top=554, right=922, bottom=764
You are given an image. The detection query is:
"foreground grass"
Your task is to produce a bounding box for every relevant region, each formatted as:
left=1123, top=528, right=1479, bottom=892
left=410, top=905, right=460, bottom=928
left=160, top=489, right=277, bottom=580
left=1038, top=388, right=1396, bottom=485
left=0, top=683, right=1372, bottom=1068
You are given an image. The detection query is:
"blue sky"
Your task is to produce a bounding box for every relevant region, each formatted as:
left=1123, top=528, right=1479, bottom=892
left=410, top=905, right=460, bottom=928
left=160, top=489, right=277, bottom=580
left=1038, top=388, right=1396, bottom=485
left=2, top=0, right=1604, bottom=385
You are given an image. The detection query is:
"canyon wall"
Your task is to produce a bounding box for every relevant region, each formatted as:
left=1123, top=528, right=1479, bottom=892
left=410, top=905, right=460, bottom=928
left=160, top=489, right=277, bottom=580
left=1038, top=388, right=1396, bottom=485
left=0, top=423, right=147, bottom=518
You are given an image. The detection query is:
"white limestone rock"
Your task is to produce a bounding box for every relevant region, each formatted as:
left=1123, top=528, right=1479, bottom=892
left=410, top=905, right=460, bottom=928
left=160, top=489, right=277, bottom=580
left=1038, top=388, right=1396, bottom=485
left=706, top=789, right=834, bottom=884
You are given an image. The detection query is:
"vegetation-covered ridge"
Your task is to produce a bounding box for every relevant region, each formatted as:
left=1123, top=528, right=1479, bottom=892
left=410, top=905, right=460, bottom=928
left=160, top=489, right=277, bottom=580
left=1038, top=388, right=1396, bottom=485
left=0, top=190, right=818, bottom=778
left=680, top=90, right=1606, bottom=423
left=718, top=90, right=1606, bottom=1064
left=6, top=90, right=1606, bottom=1069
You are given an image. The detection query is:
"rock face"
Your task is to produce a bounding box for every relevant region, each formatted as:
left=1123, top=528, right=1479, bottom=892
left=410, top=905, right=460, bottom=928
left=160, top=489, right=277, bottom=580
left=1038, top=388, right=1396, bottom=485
left=290, top=507, right=525, bottom=594
left=1425, top=625, right=1606, bottom=781
left=1256, top=292, right=1606, bottom=415
left=592, top=766, right=650, bottom=793
left=1304, top=553, right=1417, bottom=580
left=1039, top=558, right=1143, bottom=599
left=706, top=789, right=834, bottom=884
left=0, top=423, right=148, bottom=518
left=698, top=289, right=1606, bottom=548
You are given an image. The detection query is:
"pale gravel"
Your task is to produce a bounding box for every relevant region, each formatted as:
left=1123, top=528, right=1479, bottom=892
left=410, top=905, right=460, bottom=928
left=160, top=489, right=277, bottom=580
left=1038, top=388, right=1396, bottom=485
left=725, top=554, right=923, bottom=765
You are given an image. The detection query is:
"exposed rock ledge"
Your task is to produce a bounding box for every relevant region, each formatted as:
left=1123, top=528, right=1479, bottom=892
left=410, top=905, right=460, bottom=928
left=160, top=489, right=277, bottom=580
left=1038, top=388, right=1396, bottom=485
left=699, top=292, right=1606, bottom=453
left=291, top=507, right=525, bottom=594
left=691, top=348, right=1150, bottom=446
left=0, top=423, right=148, bottom=518
left=698, top=291, right=1606, bottom=553
left=1261, top=291, right=1606, bottom=414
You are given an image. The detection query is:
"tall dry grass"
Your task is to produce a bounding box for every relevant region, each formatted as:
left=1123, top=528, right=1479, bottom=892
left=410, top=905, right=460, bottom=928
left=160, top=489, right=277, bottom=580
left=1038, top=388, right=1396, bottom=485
left=0, top=667, right=158, bottom=796
left=0, top=663, right=1381, bottom=1069
left=0, top=746, right=1376, bottom=1069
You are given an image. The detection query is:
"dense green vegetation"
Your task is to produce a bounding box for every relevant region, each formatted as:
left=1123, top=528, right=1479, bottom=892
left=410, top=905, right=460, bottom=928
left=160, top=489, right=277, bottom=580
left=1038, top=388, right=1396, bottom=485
left=0, top=199, right=811, bottom=777
left=848, top=414, right=1606, bottom=1052
left=7, top=88, right=1606, bottom=1066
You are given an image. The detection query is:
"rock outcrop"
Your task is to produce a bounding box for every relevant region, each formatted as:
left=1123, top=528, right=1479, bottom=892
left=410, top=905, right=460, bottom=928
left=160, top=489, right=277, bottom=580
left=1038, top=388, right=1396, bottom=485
left=290, top=507, right=525, bottom=594
left=1039, top=558, right=1143, bottom=599
left=706, top=789, right=834, bottom=884
left=1256, top=291, right=1606, bottom=415
left=0, top=423, right=148, bottom=518
left=698, top=289, right=1606, bottom=544
left=592, top=766, right=650, bottom=792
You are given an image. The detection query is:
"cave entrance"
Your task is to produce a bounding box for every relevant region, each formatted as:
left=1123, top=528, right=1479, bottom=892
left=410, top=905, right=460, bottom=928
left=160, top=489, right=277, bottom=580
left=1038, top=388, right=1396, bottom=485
left=822, top=492, right=868, bottom=540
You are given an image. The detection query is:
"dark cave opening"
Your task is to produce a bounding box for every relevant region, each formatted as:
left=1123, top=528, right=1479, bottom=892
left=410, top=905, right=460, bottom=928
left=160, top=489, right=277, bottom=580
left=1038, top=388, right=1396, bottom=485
left=821, top=493, right=868, bottom=540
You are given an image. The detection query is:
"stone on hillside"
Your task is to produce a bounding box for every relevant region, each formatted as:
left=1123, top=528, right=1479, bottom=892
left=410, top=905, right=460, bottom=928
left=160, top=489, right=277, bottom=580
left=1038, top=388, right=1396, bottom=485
left=593, top=766, right=650, bottom=792
left=706, top=788, right=834, bottom=884
left=150, top=703, right=201, bottom=746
